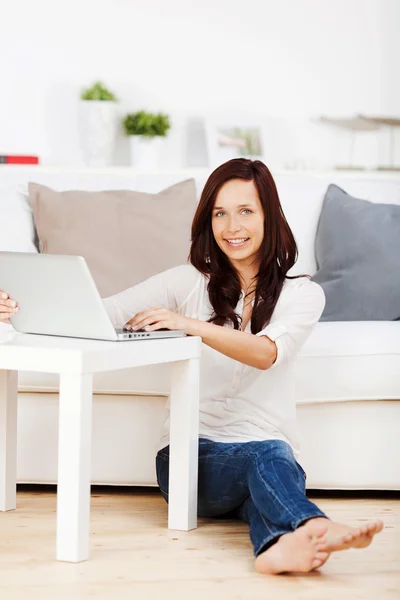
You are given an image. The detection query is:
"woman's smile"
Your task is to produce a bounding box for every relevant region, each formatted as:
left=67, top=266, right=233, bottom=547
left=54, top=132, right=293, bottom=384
left=224, top=237, right=250, bottom=248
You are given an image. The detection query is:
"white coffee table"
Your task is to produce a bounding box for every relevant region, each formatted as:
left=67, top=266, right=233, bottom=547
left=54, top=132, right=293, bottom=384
left=0, top=329, right=201, bottom=562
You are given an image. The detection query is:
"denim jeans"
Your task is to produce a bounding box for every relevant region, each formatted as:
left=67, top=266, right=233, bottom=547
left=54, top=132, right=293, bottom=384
left=156, top=438, right=328, bottom=556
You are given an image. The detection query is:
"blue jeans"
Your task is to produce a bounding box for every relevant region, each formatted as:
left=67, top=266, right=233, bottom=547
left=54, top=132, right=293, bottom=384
left=156, top=438, right=328, bottom=556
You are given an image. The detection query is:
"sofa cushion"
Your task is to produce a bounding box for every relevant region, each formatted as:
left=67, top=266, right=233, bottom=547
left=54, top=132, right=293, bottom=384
left=296, top=321, right=400, bottom=403
left=14, top=321, right=400, bottom=405
left=28, top=179, right=197, bottom=297
left=312, top=184, right=400, bottom=321
left=0, top=184, right=39, bottom=252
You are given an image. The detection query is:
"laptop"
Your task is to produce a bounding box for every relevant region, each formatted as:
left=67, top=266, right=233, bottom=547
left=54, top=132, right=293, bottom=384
left=0, top=252, right=186, bottom=341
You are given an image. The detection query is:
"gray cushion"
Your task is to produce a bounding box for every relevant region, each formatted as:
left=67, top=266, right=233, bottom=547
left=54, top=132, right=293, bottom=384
left=312, top=184, right=400, bottom=321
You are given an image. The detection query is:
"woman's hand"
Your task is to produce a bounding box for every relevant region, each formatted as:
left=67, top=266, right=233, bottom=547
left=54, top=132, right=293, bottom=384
left=123, top=307, right=193, bottom=334
left=0, top=291, right=19, bottom=324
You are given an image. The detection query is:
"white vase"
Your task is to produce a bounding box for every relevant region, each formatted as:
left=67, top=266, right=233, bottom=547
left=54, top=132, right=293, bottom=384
left=78, top=100, right=117, bottom=167
left=129, top=135, right=163, bottom=168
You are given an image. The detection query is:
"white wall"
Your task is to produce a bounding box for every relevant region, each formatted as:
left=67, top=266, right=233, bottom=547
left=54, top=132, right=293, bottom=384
left=1, top=0, right=399, bottom=168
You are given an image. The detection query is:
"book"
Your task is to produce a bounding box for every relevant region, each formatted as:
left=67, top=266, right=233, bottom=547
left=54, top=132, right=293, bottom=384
left=0, top=155, right=39, bottom=165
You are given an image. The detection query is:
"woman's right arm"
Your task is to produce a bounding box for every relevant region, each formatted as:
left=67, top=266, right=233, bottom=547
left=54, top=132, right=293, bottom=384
left=102, top=264, right=200, bottom=328
left=0, top=291, right=19, bottom=323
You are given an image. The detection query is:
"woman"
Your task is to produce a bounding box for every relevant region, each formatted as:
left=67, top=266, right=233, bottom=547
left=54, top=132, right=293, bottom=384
left=0, top=159, right=383, bottom=574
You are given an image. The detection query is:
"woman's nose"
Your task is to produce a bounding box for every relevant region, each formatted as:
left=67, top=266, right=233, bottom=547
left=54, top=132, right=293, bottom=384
left=226, top=217, right=241, bottom=232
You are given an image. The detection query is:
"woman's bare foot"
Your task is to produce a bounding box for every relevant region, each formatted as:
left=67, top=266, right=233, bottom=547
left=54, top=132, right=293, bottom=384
left=255, top=521, right=330, bottom=575
left=307, top=517, right=384, bottom=552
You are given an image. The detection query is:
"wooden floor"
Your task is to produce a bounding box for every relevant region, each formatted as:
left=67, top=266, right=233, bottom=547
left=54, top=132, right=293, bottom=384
left=0, top=487, right=399, bottom=599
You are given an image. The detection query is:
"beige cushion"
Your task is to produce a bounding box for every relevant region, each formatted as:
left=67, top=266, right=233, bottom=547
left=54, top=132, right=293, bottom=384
left=28, top=180, right=197, bottom=297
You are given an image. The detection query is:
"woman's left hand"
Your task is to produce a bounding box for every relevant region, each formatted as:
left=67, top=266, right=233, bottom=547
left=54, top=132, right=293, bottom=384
left=123, top=307, right=193, bottom=334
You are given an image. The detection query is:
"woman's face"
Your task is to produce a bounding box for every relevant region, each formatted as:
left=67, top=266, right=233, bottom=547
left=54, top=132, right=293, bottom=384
left=211, top=179, right=265, bottom=272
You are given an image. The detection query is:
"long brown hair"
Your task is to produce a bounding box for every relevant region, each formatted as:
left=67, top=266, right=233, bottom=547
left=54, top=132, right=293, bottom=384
left=189, top=158, right=310, bottom=333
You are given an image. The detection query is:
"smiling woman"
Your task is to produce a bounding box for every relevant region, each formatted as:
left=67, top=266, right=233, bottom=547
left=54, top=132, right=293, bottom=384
left=102, top=158, right=383, bottom=575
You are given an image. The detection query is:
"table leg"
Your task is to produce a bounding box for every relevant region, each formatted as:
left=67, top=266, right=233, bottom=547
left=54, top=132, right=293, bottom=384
left=56, top=373, right=93, bottom=562
left=0, top=370, right=18, bottom=511
left=168, top=357, right=200, bottom=531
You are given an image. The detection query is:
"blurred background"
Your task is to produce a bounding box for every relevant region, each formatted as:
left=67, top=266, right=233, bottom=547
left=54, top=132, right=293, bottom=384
left=1, top=0, right=399, bottom=170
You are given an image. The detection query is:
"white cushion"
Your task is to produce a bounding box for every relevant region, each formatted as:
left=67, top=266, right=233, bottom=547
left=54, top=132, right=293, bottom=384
left=296, top=321, right=400, bottom=403
left=0, top=184, right=38, bottom=252
left=17, top=361, right=172, bottom=396
left=14, top=321, right=400, bottom=404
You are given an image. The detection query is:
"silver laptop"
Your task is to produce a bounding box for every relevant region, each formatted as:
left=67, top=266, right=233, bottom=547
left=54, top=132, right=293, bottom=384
left=0, top=252, right=186, bottom=341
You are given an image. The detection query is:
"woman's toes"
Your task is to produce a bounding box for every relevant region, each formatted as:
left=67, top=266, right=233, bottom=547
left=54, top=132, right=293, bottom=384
left=364, top=524, right=375, bottom=535
left=316, top=551, right=329, bottom=561
left=312, top=558, right=323, bottom=569
left=366, top=521, right=383, bottom=536
left=304, top=521, right=328, bottom=539
left=376, top=521, right=384, bottom=533
left=309, top=530, right=326, bottom=541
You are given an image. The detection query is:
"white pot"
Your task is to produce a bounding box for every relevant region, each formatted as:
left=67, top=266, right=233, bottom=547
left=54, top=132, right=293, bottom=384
left=129, top=135, right=163, bottom=169
left=78, top=100, right=117, bottom=167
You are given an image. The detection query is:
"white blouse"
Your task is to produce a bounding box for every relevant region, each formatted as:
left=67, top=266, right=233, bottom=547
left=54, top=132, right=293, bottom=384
left=102, top=264, right=325, bottom=456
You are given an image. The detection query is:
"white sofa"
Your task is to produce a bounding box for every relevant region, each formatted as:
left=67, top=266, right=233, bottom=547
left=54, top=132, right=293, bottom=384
left=1, top=166, right=399, bottom=490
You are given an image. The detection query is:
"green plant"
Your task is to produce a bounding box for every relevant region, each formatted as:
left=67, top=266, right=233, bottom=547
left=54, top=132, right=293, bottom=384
left=80, top=81, right=117, bottom=101
left=123, top=111, right=171, bottom=137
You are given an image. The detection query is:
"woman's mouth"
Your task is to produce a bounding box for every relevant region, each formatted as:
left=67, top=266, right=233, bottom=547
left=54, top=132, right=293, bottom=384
left=224, top=237, right=250, bottom=248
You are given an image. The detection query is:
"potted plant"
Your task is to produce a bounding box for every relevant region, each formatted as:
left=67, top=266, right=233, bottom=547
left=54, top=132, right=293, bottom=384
left=123, top=110, right=171, bottom=168
left=79, top=81, right=118, bottom=167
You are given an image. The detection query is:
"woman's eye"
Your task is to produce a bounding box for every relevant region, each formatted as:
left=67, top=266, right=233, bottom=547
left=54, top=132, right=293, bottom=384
left=215, top=209, right=252, bottom=217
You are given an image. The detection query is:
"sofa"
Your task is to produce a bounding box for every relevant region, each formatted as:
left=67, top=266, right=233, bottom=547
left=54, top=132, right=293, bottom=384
left=0, top=166, right=399, bottom=490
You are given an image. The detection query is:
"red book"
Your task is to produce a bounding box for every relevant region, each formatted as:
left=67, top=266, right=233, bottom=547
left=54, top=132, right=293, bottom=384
left=0, top=155, right=39, bottom=164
